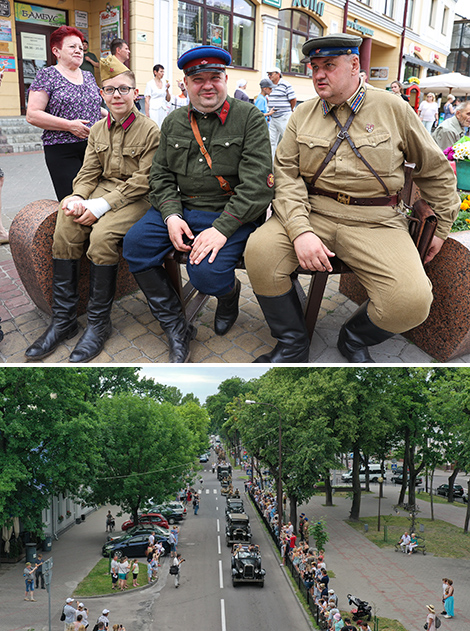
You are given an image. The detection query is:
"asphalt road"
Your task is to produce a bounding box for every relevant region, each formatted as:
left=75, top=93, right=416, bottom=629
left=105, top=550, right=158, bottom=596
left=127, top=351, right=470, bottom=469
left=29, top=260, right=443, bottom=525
left=149, top=466, right=311, bottom=631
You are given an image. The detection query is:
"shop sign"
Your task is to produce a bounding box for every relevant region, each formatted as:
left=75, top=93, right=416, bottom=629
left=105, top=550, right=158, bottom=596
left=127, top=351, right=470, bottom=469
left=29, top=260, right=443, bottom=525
left=0, top=18, right=12, bottom=41
left=0, top=52, right=15, bottom=71
left=15, top=3, right=66, bottom=26
left=347, top=19, right=374, bottom=37
left=21, top=31, right=46, bottom=60
left=100, top=7, right=120, bottom=56
left=0, top=0, right=11, bottom=18
left=262, top=0, right=282, bottom=8
left=75, top=10, right=88, bottom=29
left=291, top=0, right=325, bottom=17
left=370, top=67, right=389, bottom=80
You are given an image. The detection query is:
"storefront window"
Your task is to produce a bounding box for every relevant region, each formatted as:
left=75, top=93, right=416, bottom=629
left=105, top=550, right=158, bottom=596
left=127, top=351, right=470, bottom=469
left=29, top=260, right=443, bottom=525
left=177, top=0, right=255, bottom=67
left=404, top=61, right=420, bottom=82
left=276, top=10, right=322, bottom=76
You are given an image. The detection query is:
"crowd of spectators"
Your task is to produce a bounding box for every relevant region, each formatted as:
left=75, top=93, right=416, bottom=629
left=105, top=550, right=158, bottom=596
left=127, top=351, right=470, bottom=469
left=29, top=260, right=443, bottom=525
left=248, top=475, right=369, bottom=631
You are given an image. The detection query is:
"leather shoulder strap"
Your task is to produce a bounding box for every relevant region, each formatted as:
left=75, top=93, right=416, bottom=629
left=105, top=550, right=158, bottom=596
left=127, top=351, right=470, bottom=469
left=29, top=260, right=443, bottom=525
left=329, top=109, right=390, bottom=196
left=311, top=110, right=355, bottom=185
left=190, top=112, right=234, bottom=195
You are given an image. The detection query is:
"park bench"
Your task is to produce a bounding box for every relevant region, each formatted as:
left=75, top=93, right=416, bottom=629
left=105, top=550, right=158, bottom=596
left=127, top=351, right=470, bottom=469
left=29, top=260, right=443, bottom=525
left=394, top=534, right=426, bottom=555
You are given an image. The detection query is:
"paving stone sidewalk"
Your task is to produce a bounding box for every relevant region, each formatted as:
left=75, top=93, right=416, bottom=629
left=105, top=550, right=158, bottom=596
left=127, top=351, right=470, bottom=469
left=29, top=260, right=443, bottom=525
left=1, top=151, right=467, bottom=363
left=297, top=485, right=470, bottom=631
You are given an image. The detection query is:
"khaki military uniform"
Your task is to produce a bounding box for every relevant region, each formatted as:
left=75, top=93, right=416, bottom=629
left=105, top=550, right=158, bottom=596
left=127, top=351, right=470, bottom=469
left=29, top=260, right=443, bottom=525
left=245, top=85, right=460, bottom=334
left=53, top=106, right=160, bottom=265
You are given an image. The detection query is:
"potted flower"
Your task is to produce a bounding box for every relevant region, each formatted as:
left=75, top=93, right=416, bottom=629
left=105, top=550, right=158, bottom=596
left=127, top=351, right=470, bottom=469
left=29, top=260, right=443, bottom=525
left=58, top=515, right=64, bottom=523
left=66, top=510, right=72, bottom=518
left=451, top=136, right=470, bottom=190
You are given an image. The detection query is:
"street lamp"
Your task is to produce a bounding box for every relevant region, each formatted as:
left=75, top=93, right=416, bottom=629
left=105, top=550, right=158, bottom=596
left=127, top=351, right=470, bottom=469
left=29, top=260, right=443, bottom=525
left=245, top=400, right=283, bottom=527
left=377, top=476, right=384, bottom=531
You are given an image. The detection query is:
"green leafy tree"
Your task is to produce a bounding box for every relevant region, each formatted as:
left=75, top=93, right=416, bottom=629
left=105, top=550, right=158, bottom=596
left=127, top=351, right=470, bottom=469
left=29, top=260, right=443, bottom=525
left=83, top=393, right=197, bottom=524
left=0, top=368, right=99, bottom=536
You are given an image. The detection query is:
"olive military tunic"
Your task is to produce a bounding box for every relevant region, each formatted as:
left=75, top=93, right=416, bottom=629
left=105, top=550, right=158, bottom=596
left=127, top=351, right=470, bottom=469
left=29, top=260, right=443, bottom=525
left=245, top=84, right=460, bottom=334
left=124, top=96, right=274, bottom=296
left=53, top=106, right=160, bottom=266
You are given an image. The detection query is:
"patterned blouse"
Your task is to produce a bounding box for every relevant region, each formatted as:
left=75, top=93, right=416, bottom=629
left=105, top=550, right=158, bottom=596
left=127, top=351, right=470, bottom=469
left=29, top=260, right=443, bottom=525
left=29, top=65, right=101, bottom=146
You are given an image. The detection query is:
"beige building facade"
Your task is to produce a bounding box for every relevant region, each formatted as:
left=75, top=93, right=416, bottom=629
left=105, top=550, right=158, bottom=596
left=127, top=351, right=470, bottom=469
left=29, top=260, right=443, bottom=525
left=0, top=0, right=457, bottom=117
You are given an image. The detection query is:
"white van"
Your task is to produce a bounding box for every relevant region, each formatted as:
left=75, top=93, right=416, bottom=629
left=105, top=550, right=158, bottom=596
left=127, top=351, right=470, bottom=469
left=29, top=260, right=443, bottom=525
left=341, top=464, right=386, bottom=483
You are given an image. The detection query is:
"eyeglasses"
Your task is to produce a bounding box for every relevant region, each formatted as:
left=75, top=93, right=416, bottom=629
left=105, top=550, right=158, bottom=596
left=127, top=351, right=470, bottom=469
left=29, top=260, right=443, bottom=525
left=102, top=85, right=135, bottom=96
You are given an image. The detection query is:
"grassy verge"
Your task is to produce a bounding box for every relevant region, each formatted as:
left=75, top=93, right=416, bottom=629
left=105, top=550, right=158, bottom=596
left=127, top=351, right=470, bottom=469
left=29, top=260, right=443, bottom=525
left=346, top=515, right=470, bottom=558
left=414, top=492, right=467, bottom=508
left=74, top=559, right=148, bottom=597
left=338, top=611, right=407, bottom=631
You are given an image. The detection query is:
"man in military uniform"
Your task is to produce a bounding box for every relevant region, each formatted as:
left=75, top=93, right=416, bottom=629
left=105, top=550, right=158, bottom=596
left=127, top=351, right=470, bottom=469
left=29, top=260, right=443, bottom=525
left=245, top=33, right=460, bottom=363
left=124, top=46, right=273, bottom=362
left=25, top=56, right=160, bottom=362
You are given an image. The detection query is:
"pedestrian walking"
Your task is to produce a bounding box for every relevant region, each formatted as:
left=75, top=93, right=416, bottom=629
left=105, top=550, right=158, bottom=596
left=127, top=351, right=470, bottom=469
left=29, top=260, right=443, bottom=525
left=266, top=66, right=296, bottom=159
left=170, top=554, right=185, bottom=588
left=23, top=562, right=36, bottom=601
left=425, top=604, right=436, bottom=631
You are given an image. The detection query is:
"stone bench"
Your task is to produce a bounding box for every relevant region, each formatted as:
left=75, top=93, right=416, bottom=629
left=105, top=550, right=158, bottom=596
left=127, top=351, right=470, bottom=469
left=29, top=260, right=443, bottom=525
left=9, top=200, right=138, bottom=316
left=339, top=231, right=470, bottom=362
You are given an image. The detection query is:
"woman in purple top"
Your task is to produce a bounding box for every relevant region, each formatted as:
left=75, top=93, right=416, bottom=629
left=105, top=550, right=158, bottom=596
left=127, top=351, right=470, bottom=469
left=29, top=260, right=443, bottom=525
left=27, top=26, right=102, bottom=200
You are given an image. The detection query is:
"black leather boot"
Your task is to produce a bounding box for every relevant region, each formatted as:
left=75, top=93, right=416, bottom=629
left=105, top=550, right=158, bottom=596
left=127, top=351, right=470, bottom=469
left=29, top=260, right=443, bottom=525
left=337, top=301, right=394, bottom=363
left=69, top=262, right=117, bottom=363
left=253, top=286, right=310, bottom=363
left=214, top=277, right=241, bottom=336
left=134, top=266, right=196, bottom=363
left=25, top=258, right=80, bottom=360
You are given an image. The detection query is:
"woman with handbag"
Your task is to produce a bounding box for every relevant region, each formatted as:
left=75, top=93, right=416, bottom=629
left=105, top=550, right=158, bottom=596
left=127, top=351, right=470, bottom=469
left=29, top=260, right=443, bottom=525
left=425, top=604, right=436, bottom=631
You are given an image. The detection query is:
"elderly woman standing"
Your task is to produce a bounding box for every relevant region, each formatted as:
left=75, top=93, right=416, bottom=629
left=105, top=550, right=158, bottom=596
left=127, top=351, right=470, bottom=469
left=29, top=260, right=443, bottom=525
left=144, top=64, right=170, bottom=127
left=234, top=79, right=250, bottom=102
left=418, top=93, right=439, bottom=133
left=26, top=26, right=102, bottom=200
left=443, top=94, right=456, bottom=120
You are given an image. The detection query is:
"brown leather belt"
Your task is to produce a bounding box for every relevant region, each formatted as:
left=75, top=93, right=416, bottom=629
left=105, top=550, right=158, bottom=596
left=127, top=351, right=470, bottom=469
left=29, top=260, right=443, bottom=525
left=307, top=185, right=398, bottom=207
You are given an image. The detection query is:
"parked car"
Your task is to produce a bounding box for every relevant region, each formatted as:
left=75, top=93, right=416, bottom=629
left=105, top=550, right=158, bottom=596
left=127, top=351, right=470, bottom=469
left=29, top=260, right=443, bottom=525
left=463, top=490, right=468, bottom=503
left=165, top=501, right=187, bottom=516
left=391, top=471, right=423, bottom=486
left=106, top=525, right=170, bottom=543
left=147, top=504, right=184, bottom=524
left=225, top=514, right=252, bottom=546
left=436, top=484, right=464, bottom=498
left=199, top=454, right=209, bottom=462
left=121, top=513, right=169, bottom=531
left=231, top=544, right=265, bottom=587
left=341, top=465, right=386, bottom=483
left=102, top=532, right=170, bottom=558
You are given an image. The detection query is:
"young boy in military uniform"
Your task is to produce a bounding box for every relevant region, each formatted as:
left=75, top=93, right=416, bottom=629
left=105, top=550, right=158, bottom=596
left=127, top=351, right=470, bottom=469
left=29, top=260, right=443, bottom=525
left=25, top=55, right=160, bottom=362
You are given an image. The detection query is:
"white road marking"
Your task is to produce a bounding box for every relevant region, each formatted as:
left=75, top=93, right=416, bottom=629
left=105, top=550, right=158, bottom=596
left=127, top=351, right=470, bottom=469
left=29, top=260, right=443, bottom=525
left=218, top=535, right=221, bottom=554
left=219, top=559, right=224, bottom=588
left=213, top=489, right=217, bottom=494
left=217, top=518, right=220, bottom=532
left=221, top=599, right=226, bottom=631
left=206, top=488, right=210, bottom=494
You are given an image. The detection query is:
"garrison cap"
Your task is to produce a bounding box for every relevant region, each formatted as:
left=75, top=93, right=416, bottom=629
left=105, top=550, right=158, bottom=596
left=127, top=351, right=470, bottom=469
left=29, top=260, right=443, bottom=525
left=177, top=46, right=231, bottom=76
left=302, top=33, right=363, bottom=60
left=100, top=55, right=129, bottom=85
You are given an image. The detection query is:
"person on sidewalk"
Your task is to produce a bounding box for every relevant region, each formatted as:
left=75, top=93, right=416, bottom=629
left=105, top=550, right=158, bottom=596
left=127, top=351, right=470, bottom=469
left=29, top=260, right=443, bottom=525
left=64, top=598, right=78, bottom=631
left=425, top=604, right=436, bottom=631
left=266, top=66, right=296, bottom=159
left=432, top=101, right=470, bottom=151
left=244, top=33, right=460, bottom=363
left=123, top=45, right=273, bottom=362
left=98, top=609, right=110, bottom=630
left=24, top=55, right=159, bottom=363
left=23, top=562, right=36, bottom=601
left=35, top=553, right=45, bottom=589
left=443, top=579, right=454, bottom=618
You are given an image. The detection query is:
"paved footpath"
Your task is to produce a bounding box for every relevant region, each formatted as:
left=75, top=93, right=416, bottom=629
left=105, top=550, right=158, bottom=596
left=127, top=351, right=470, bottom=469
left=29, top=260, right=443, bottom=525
left=1, top=151, right=466, bottom=363
left=298, top=484, right=470, bottom=631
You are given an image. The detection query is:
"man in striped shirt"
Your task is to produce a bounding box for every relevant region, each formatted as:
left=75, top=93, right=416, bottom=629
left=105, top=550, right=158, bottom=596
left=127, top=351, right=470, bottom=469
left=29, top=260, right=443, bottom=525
left=266, top=66, right=297, bottom=159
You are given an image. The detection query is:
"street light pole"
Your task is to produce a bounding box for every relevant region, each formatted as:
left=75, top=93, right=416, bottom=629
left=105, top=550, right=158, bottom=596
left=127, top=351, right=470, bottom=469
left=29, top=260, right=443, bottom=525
left=245, top=400, right=283, bottom=527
